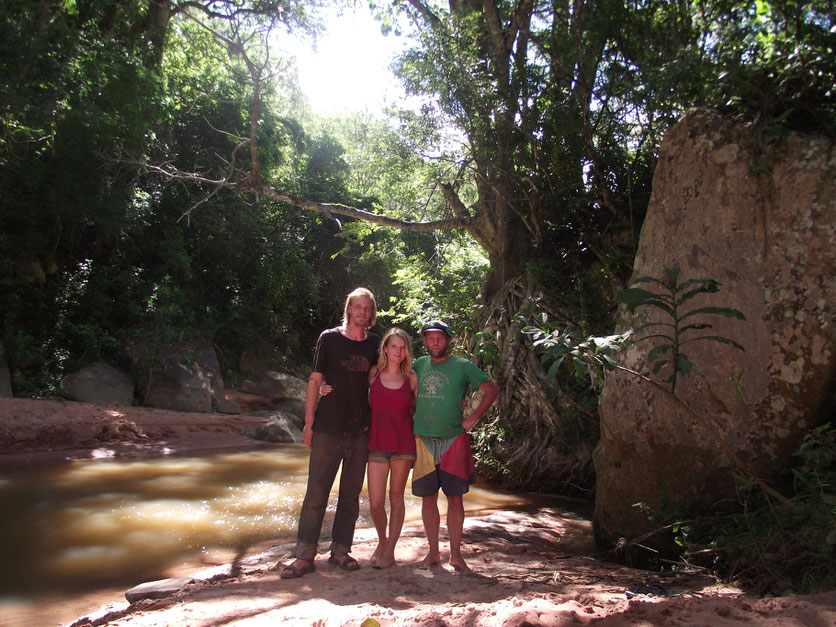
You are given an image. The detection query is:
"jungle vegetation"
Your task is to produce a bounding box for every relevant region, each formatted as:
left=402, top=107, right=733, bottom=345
left=1, top=0, right=833, bottom=590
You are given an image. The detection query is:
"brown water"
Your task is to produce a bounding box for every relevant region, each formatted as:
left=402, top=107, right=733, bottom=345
left=0, top=445, right=553, bottom=626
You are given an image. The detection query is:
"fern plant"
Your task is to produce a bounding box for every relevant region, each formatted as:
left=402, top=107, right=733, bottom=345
left=615, top=267, right=745, bottom=393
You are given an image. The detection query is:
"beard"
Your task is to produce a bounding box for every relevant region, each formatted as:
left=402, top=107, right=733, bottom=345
left=350, top=314, right=369, bottom=328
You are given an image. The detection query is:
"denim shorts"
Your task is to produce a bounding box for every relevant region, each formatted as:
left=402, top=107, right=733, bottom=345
left=368, top=449, right=417, bottom=463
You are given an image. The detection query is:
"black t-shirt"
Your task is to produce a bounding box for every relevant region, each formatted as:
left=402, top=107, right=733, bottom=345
left=312, top=327, right=380, bottom=434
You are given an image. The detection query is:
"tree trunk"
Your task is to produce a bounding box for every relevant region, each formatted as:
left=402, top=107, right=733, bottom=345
left=468, top=274, right=598, bottom=496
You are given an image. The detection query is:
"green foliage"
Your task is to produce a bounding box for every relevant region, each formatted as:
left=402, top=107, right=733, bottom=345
left=524, top=316, right=629, bottom=385
left=313, top=110, right=490, bottom=336
left=675, top=423, right=836, bottom=594
left=469, top=422, right=510, bottom=479
left=0, top=1, right=341, bottom=393
left=615, top=267, right=745, bottom=393
left=472, top=331, right=500, bottom=371
left=702, top=1, right=834, bottom=133
left=379, top=233, right=488, bottom=334
left=0, top=1, right=164, bottom=392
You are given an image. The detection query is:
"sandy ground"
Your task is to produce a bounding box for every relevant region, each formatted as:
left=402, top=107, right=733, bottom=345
left=2, top=398, right=835, bottom=626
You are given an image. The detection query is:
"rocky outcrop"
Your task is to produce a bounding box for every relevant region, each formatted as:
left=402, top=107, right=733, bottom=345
left=240, top=371, right=307, bottom=403
left=60, top=362, right=135, bottom=406
left=594, top=110, right=835, bottom=542
left=125, top=577, right=193, bottom=603
left=237, top=371, right=307, bottom=422
left=131, top=344, right=237, bottom=414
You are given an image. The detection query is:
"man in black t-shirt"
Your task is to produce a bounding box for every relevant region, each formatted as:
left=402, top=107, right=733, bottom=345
left=279, top=287, right=380, bottom=579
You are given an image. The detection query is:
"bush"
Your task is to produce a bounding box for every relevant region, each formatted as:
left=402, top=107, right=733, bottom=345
left=680, top=423, right=836, bottom=594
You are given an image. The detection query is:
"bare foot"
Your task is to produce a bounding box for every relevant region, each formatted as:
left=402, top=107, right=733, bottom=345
left=419, top=553, right=442, bottom=569
left=449, top=555, right=472, bottom=573
left=370, top=542, right=387, bottom=567
left=374, top=553, right=396, bottom=569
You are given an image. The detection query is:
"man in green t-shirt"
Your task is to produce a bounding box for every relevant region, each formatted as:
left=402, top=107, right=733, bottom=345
left=412, top=319, right=499, bottom=572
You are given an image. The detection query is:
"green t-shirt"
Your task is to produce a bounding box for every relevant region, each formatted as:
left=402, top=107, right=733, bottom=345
left=413, top=355, right=491, bottom=437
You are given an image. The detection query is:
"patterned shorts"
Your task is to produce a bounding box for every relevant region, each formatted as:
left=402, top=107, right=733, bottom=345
left=411, top=433, right=476, bottom=497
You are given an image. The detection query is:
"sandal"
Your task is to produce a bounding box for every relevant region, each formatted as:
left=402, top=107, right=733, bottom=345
left=328, top=554, right=360, bottom=572
left=279, top=559, right=315, bottom=579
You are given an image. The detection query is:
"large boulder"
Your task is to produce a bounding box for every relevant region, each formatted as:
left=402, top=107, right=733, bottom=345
left=594, top=110, right=835, bottom=542
left=132, top=344, right=235, bottom=413
left=60, top=361, right=135, bottom=406
left=240, top=371, right=307, bottom=403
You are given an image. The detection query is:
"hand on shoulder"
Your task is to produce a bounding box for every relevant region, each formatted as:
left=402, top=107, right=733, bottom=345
left=368, top=365, right=379, bottom=386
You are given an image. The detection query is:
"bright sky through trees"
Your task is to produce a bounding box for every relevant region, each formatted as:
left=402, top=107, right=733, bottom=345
left=278, top=5, right=412, bottom=115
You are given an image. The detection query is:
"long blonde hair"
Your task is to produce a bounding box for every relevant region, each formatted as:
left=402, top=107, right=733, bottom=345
left=378, top=328, right=413, bottom=378
left=341, top=287, right=377, bottom=328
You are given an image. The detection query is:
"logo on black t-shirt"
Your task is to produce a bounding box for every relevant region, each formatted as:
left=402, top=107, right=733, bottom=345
left=341, top=355, right=372, bottom=373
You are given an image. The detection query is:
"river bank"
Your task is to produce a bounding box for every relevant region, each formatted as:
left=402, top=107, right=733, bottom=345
left=0, top=397, right=272, bottom=462
left=2, top=398, right=834, bottom=626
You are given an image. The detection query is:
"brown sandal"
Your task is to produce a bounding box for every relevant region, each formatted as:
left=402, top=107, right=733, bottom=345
left=280, top=559, right=315, bottom=579
left=328, top=554, right=360, bottom=571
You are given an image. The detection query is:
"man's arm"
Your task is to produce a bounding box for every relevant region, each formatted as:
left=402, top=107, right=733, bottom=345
left=303, top=371, right=324, bottom=448
left=410, top=371, right=419, bottom=405
left=462, top=379, right=499, bottom=432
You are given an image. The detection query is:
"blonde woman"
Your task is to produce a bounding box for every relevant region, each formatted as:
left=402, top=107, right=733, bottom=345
left=366, top=328, right=418, bottom=568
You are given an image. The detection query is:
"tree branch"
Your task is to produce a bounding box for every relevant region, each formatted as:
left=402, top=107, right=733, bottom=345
left=148, top=3, right=479, bottom=235
left=441, top=182, right=496, bottom=247
left=139, top=155, right=478, bottom=231
left=171, top=0, right=290, bottom=22
left=255, top=184, right=478, bottom=231
left=405, top=0, right=441, bottom=26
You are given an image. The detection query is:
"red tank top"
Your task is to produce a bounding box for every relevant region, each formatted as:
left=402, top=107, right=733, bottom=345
left=368, top=374, right=416, bottom=454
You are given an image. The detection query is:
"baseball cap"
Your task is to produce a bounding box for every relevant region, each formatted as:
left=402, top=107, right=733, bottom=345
left=420, top=319, right=453, bottom=337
